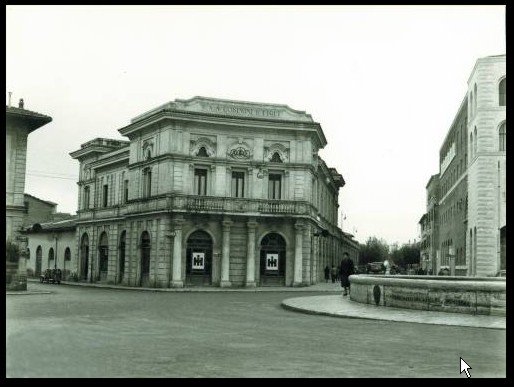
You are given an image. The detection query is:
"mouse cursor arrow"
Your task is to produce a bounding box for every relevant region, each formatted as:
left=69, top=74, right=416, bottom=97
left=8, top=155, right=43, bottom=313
left=460, top=357, right=472, bottom=378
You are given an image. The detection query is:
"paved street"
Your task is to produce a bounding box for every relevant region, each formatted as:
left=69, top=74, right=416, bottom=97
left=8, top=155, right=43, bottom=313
left=6, top=283, right=506, bottom=378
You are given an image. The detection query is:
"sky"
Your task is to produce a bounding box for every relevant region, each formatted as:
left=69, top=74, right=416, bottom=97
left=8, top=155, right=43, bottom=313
left=6, top=5, right=505, bottom=246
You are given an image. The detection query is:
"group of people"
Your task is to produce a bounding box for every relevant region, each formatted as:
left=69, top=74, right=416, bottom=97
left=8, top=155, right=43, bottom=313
left=324, top=252, right=355, bottom=296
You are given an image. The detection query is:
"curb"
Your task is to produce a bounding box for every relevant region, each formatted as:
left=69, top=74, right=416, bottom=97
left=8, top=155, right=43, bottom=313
left=281, top=296, right=506, bottom=330
left=27, top=278, right=343, bottom=293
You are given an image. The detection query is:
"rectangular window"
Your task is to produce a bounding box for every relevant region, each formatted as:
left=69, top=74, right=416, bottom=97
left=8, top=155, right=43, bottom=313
left=194, top=168, right=207, bottom=196
left=268, top=174, right=282, bottom=199
left=124, top=180, right=129, bottom=203
left=103, top=184, right=108, bottom=207
left=231, top=171, right=245, bottom=198
left=143, top=170, right=152, bottom=198
left=83, top=186, right=90, bottom=209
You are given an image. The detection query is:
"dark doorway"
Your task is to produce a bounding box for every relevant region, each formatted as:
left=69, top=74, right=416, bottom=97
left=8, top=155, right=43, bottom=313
left=186, top=230, right=213, bottom=286
left=260, top=233, right=286, bottom=286
left=99, top=232, right=109, bottom=281
left=35, top=246, right=42, bottom=277
left=140, top=231, right=151, bottom=287
left=81, top=233, right=89, bottom=281
left=119, top=231, right=126, bottom=284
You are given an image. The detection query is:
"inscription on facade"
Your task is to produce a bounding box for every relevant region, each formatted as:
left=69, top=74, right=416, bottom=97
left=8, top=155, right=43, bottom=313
left=200, top=102, right=282, bottom=118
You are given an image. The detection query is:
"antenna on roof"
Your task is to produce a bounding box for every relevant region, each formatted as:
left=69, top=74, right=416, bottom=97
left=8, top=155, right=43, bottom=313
left=8, top=92, right=12, bottom=107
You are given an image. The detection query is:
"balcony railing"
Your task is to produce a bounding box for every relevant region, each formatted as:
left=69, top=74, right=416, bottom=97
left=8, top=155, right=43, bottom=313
left=77, top=194, right=316, bottom=219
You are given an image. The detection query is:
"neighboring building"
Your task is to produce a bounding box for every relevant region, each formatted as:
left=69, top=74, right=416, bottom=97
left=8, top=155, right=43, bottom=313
left=22, top=193, right=58, bottom=226
left=438, top=96, right=468, bottom=276
left=65, top=96, right=358, bottom=288
left=467, top=55, right=506, bottom=276
left=419, top=174, right=439, bottom=274
left=419, top=54, right=506, bottom=277
left=6, top=102, right=52, bottom=243
left=23, top=217, right=78, bottom=278
left=6, top=100, right=52, bottom=290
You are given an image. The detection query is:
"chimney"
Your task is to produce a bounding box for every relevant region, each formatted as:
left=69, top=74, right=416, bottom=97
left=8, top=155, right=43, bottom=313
left=18, top=98, right=24, bottom=109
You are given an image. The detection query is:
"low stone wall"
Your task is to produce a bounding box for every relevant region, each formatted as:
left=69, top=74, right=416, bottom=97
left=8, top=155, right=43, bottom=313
left=349, top=275, right=506, bottom=316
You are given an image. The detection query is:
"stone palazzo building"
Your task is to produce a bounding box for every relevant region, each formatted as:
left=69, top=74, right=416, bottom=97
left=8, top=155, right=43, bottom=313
left=69, top=97, right=359, bottom=287
left=419, top=54, right=506, bottom=277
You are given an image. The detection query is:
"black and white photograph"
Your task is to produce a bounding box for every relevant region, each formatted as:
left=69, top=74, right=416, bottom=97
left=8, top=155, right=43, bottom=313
left=6, top=5, right=506, bottom=378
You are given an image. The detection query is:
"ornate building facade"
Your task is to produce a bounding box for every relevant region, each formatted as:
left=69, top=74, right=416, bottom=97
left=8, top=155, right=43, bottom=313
left=68, top=97, right=358, bottom=287
left=419, top=54, right=506, bottom=277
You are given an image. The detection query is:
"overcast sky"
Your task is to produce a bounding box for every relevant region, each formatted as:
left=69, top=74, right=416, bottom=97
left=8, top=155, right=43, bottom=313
left=6, top=5, right=505, bottom=246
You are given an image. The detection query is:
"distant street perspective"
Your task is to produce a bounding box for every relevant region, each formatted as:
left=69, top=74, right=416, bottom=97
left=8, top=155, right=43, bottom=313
left=6, top=283, right=506, bottom=378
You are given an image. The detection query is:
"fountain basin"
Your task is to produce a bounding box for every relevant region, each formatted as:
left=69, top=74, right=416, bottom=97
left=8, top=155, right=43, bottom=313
left=349, top=275, right=506, bottom=316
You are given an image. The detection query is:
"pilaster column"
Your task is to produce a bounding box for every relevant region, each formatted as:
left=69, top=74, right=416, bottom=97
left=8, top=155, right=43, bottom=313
left=294, top=221, right=305, bottom=286
left=171, top=216, right=185, bottom=287
left=246, top=219, right=258, bottom=287
left=220, top=218, right=233, bottom=287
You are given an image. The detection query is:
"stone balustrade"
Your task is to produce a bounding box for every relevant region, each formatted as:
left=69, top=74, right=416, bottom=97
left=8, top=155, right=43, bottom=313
left=78, top=194, right=316, bottom=219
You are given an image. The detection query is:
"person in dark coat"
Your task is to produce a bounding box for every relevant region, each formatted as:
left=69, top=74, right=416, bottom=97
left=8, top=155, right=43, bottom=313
left=324, top=265, right=330, bottom=283
left=340, top=252, right=355, bottom=296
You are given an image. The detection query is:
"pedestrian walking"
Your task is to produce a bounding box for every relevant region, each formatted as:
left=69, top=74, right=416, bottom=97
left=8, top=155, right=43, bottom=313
left=340, top=252, right=355, bottom=296
left=324, top=265, right=330, bottom=283
left=331, top=265, right=337, bottom=283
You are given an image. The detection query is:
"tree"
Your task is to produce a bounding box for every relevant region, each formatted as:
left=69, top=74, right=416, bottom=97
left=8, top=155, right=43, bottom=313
left=358, top=236, right=389, bottom=265
left=390, top=242, right=420, bottom=269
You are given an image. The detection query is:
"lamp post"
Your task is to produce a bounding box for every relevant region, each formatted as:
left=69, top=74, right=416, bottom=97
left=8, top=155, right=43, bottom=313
left=448, top=246, right=455, bottom=276
left=53, top=233, right=58, bottom=270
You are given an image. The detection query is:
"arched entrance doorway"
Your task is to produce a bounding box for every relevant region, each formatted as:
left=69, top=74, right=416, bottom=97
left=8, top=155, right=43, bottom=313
left=260, top=233, right=286, bottom=286
left=140, top=231, right=151, bottom=287
left=35, top=246, right=42, bottom=276
left=81, top=233, right=89, bottom=281
left=48, top=248, right=54, bottom=269
left=98, top=232, right=109, bottom=281
left=186, top=230, right=213, bottom=286
left=118, top=231, right=126, bottom=284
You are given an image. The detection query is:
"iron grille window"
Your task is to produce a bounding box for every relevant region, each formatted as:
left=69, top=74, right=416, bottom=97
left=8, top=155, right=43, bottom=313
left=499, top=123, right=506, bottom=151
left=124, top=180, right=129, bottom=203
left=143, top=169, right=152, bottom=198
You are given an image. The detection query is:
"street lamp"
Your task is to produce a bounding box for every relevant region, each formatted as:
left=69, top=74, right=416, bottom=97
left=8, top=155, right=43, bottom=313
left=448, top=246, right=455, bottom=276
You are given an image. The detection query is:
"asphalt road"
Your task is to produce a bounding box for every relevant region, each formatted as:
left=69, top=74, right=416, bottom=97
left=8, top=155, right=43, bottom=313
left=6, top=283, right=506, bottom=378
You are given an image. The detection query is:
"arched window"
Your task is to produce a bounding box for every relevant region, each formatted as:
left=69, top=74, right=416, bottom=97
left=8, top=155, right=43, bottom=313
left=469, top=92, right=474, bottom=117
left=197, top=146, right=209, bottom=157
left=64, top=247, right=71, bottom=261
left=145, top=148, right=152, bottom=160
left=473, top=127, right=478, bottom=156
left=499, top=78, right=506, bottom=106
left=27, top=248, right=30, bottom=260
left=140, top=231, right=151, bottom=287
left=98, top=232, right=109, bottom=281
left=48, top=247, right=54, bottom=269
left=118, top=231, right=126, bottom=284
left=499, top=122, right=506, bottom=151
left=270, top=152, right=283, bottom=163
left=143, top=167, right=152, bottom=198
left=473, top=84, right=478, bottom=114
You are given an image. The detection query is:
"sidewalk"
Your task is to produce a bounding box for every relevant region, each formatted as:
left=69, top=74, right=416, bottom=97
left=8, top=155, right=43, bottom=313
left=26, top=278, right=344, bottom=293
left=281, top=295, right=506, bottom=330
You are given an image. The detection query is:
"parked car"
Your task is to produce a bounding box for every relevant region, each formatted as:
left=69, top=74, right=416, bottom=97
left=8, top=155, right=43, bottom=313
left=40, top=268, right=62, bottom=284
left=366, top=261, right=386, bottom=274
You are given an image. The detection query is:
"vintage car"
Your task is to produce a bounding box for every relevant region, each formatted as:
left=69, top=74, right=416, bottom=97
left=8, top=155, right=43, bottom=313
left=40, top=268, right=62, bottom=284
left=366, top=261, right=386, bottom=274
